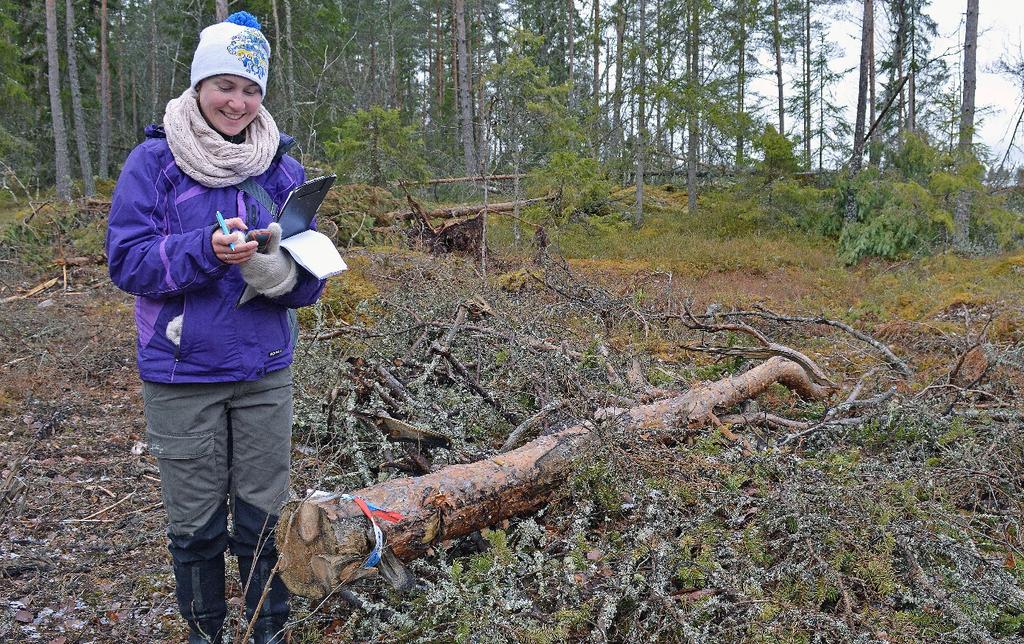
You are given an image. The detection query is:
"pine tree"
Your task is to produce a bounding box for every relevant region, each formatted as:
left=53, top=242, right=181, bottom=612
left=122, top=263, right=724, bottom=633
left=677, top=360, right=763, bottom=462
left=953, top=0, right=979, bottom=251
left=45, top=0, right=72, bottom=201
left=64, top=0, right=94, bottom=196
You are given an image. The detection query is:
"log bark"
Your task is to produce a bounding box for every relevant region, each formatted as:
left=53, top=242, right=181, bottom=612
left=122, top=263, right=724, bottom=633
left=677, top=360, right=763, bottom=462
left=276, top=356, right=830, bottom=598
left=397, top=174, right=526, bottom=187
left=386, top=197, right=549, bottom=222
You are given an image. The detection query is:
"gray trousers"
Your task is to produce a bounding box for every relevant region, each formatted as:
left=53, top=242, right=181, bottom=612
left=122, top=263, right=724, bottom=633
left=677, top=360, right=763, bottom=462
left=142, top=367, right=293, bottom=537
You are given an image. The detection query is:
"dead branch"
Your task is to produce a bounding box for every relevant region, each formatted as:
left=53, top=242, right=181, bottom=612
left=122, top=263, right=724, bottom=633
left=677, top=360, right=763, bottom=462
left=500, top=400, right=567, bottom=452
left=708, top=305, right=913, bottom=378
left=678, top=304, right=836, bottom=390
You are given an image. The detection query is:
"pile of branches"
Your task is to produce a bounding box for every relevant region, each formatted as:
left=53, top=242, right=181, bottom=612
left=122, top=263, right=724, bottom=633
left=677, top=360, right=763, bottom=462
left=283, top=251, right=1024, bottom=642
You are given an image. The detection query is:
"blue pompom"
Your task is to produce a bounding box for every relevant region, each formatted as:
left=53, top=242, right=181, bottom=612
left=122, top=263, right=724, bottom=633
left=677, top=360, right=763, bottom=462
left=225, top=11, right=261, bottom=30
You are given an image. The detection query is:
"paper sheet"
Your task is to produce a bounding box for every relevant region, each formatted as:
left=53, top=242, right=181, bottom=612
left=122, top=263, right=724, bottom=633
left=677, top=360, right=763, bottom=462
left=280, top=230, right=348, bottom=279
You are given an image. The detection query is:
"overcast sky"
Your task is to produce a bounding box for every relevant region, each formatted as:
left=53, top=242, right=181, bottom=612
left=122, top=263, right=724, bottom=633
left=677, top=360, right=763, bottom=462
left=750, top=0, right=1024, bottom=166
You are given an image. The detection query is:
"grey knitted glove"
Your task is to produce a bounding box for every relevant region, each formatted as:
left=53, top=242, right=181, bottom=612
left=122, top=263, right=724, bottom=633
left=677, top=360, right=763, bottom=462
left=238, top=222, right=298, bottom=305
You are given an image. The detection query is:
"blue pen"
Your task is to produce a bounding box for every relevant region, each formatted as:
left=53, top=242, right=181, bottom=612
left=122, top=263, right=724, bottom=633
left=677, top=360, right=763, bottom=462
left=215, top=211, right=235, bottom=250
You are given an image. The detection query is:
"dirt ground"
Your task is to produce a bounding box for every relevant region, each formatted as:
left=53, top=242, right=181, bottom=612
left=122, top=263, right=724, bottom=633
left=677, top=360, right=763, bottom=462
left=1, top=264, right=197, bottom=643
left=3, top=248, right=1023, bottom=643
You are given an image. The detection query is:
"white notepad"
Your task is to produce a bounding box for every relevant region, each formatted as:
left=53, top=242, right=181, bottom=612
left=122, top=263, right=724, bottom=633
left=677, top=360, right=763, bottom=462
left=280, top=229, right=348, bottom=279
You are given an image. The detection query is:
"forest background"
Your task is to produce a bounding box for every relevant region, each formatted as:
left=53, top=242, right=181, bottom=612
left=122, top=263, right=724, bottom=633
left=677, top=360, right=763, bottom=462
left=1, top=0, right=1023, bottom=262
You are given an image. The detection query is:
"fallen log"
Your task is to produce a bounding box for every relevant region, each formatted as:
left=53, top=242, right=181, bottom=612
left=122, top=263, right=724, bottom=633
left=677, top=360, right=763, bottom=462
left=277, top=356, right=832, bottom=598
left=396, top=174, right=526, bottom=187
left=385, top=196, right=551, bottom=222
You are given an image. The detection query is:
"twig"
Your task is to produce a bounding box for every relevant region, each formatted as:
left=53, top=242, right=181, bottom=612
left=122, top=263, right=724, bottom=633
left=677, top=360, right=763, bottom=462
left=677, top=303, right=837, bottom=389
left=717, top=305, right=913, bottom=378
left=430, top=341, right=519, bottom=425
left=500, top=400, right=567, bottom=452
left=63, top=492, right=136, bottom=522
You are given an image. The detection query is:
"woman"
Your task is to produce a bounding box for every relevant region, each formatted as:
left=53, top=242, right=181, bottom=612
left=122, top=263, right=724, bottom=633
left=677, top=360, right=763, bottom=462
left=106, top=12, right=323, bottom=644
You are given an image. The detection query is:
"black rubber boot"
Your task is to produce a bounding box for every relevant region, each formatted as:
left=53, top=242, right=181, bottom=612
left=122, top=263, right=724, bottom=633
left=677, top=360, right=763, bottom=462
left=172, top=556, right=227, bottom=643
left=232, top=497, right=289, bottom=644
left=237, top=554, right=289, bottom=643
left=169, top=504, right=229, bottom=644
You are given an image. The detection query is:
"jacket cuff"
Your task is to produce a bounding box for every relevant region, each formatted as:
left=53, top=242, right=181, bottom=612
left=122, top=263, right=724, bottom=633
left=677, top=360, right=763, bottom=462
left=201, top=224, right=229, bottom=273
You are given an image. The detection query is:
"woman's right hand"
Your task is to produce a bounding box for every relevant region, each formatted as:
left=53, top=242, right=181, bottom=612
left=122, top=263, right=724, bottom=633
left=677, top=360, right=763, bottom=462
left=211, top=217, right=258, bottom=264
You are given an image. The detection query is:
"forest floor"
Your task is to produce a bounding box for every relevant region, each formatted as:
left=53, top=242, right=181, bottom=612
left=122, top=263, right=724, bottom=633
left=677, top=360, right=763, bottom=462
left=2, top=190, right=1024, bottom=642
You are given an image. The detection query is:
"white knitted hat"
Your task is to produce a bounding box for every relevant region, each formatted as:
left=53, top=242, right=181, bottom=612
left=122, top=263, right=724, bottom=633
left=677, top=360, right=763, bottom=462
left=190, top=12, right=271, bottom=96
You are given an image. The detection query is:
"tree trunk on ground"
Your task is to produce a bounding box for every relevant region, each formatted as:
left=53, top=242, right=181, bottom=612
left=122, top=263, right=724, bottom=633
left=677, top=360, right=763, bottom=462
left=454, top=0, right=478, bottom=176
left=45, top=0, right=72, bottom=201
left=388, top=197, right=551, bottom=222
left=98, top=0, right=111, bottom=180
left=276, top=356, right=832, bottom=598
left=771, top=0, right=784, bottom=135
left=953, top=0, right=979, bottom=252
left=634, top=0, right=647, bottom=228
left=845, top=0, right=873, bottom=222
left=215, top=0, right=228, bottom=21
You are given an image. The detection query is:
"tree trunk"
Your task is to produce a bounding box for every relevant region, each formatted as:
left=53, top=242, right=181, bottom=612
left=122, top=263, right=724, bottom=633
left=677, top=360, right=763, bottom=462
left=98, top=0, right=111, bottom=180
left=276, top=356, right=831, bottom=598
left=45, top=0, right=72, bottom=201
left=593, top=0, right=601, bottom=151
left=613, top=1, right=625, bottom=169
left=453, top=0, right=478, bottom=176
left=271, top=0, right=285, bottom=131
left=149, top=1, right=158, bottom=123
left=736, top=0, right=746, bottom=166
left=65, top=0, right=94, bottom=196
left=566, top=0, right=575, bottom=93
left=845, top=0, right=873, bottom=222
left=284, top=0, right=296, bottom=135
left=771, top=0, right=784, bottom=135
left=867, top=5, right=879, bottom=167
left=634, top=0, right=647, bottom=228
left=953, top=0, right=979, bottom=252
left=818, top=32, right=824, bottom=171
left=907, top=0, right=917, bottom=132
left=803, top=0, right=811, bottom=168
left=686, top=0, right=698, bottom=215
left=215, top=0, right=228, bottom=21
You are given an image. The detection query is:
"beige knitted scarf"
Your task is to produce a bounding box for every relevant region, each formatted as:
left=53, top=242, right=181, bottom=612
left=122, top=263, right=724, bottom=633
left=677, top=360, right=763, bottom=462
left=162, top=88, right=280, bottom=188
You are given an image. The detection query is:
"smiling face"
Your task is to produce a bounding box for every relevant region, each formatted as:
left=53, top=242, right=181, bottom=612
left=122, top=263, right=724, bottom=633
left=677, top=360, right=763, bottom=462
left=196, top=74, right=263, bottom=137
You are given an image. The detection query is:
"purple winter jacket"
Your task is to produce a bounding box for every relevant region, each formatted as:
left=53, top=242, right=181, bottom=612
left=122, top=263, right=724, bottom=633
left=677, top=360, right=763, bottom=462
left=107, top=125, right=325, bottom=384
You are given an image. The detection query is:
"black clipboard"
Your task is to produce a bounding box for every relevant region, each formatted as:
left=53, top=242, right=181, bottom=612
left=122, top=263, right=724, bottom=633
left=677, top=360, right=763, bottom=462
left=276, top=174, right=336, bottom=238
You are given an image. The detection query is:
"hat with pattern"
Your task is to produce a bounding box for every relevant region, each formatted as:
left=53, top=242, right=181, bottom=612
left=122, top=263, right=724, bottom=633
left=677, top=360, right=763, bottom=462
left=190, top=12, right=271, bottom=96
